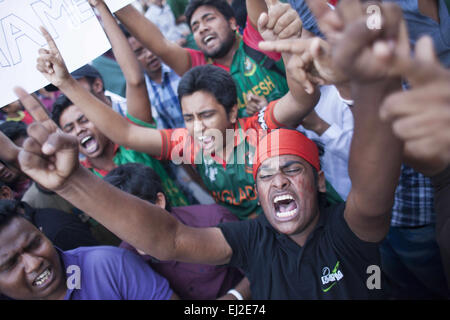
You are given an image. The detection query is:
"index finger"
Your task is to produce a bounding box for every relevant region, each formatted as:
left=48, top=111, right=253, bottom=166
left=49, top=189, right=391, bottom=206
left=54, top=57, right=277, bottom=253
left=39, top=26, right=60, bottom=53
left=258, top=38, right=312, bottom=54
left=13, top=87, right=58, bottom=133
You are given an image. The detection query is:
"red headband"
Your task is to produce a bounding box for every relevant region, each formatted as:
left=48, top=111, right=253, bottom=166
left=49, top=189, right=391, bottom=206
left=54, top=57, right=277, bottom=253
left=253, top=129, right=320, bottom=180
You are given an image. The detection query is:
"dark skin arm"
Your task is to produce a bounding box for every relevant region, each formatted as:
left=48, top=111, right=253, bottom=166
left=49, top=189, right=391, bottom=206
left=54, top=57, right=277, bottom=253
left=12, top=87, right=234, bottom=266
left=305, top=0, right=408, bottom=242
left=89, top=0, right=153, bottom=124
left=256, top=3, right=320, bottom=128
left=36, top=27, right=163, bottom=157
left=115, top=4, right=191, bottom=76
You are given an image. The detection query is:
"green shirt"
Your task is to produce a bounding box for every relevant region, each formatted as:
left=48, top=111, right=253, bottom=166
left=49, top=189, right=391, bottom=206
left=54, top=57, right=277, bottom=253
left=187, top=26, right=290, bottom=118
left=195, top=122, right=260, bottom=220
left=82, top=145, right=189, bottom=208
left=230, top=39, right=289, bottom=118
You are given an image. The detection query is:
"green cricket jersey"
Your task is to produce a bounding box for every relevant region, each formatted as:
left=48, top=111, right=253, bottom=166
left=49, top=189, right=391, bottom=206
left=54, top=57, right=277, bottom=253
left=186, top=21, right=289, bottom=118
left=81, top=144, right=189, bottom=208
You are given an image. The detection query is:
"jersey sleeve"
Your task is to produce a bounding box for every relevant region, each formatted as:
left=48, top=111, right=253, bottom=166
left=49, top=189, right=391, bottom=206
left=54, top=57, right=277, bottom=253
left=242, top=16, right=282, bottom=62
left=126, top=112, right=157, bottom=128
left=186, top=48, right=207, bottom=67
left=158, top=128, right=196, bottom=164
left=244, top=99, right=283, bottom=131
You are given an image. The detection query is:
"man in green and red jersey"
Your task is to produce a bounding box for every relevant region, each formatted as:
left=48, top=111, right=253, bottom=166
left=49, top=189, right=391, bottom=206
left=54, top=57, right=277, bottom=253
left=158, top=65, right=288, bottom=219
left=32, top=16, right=320, bottom=220
left=115, top=0, right=299, bottom=117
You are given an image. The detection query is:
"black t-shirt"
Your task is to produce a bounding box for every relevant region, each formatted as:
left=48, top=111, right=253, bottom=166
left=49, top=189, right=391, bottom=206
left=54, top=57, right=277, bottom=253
left=219, top=203, right=387, bottom=299
left=21, top=202, right=99, bottom=251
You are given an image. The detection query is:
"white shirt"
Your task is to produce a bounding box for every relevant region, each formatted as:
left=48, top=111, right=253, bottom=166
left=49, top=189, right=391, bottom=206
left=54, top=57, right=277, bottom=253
left=144, top=4, right=189, bottom=42
left=297, top=85, right=354, bottom=200
left=105, top=90, right=127, bottom=117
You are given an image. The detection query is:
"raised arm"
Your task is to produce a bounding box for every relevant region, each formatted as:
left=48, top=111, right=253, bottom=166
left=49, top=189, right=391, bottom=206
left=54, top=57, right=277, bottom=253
left=114, top=4, right=191, bottom=76
left=15, top=87, right=233, bottom=266
left=36, top=27, right=162, bottom=157
left=90, top=0, right=153, bottom=124
left=247, top=0, right=302, bottom=39
left=306, top=0, right=409, bottom=242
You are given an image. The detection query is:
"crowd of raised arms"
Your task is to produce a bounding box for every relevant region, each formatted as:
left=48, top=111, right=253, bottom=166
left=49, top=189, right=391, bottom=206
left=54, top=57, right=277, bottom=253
left=0, top=0, right=449, bottom=300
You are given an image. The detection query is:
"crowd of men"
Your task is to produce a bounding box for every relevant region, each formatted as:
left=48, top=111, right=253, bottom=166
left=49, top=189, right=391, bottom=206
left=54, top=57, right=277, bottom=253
left=0, top=0, right=449, bottom=300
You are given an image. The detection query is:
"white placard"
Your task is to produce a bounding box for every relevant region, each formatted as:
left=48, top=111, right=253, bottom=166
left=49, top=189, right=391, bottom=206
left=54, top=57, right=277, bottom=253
left=0, top=0, right=112, bottom=108
left=105, top=0, right=135, bottom=13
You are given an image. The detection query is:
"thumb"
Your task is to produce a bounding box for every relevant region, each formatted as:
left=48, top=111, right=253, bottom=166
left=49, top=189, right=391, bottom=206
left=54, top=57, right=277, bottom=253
left=43, top=132, right=78, bottom=155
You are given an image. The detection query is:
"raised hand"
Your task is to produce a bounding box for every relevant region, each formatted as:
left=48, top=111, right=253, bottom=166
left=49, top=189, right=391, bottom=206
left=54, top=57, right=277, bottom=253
left=259, top=35, right=348, bottom=89
left=36, top=27, right=72, bottom=88
left=14, top=87, right=79, bottom=191
left=379, top=37, right=450, bottom=175
left=257, top=0, right=302, bottom=41
left=305, top=0, right=410, bottom=83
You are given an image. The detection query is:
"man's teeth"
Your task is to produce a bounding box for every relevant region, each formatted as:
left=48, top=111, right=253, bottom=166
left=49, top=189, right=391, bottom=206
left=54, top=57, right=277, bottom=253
left=203, top=35, right=214, bottom=44
left=33, top=268, right=51, bottom=286
left=276, top=209, right=297, bottom=218
left=273, top=194, right=294, bottom=204
left=273, top=194, right=297, bottom=218
left=81, top=136, right=92, bottom=145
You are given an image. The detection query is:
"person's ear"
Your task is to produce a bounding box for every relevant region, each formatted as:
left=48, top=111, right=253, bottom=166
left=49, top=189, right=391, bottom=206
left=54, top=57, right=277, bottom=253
left=0, top=186, right=14, bottom=200
left=92, top=78, right=104, bottom=95
left=229, top=17, right=238, bottom=32
left=317, top=170, right=326, bottom=193
left=228, top=104, right=238, bottom=124
left=155, top=192, right=167, bottom=210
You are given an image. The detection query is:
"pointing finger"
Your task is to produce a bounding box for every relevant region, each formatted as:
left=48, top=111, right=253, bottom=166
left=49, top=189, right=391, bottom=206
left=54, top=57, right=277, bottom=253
left=14, top=87, right=51, bottom=123
left=13, top=87, right=59, bottom=133
left=40, top=26, right=60, bottom=54
left=258, top=38, right=312, bottom=54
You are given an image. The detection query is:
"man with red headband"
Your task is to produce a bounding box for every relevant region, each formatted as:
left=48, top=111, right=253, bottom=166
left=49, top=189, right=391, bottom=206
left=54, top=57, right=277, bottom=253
left=11, top=0, right=407, bottom=299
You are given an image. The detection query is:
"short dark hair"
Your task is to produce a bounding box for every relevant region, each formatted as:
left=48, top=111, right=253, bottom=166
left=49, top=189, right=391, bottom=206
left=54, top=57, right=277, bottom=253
left=185, top=0, right=235, bottom=29
left=51, top=94, right=74, bottom=127
left=0, top=121, right=27, bottom=142
left=0, top=199, right=28, bottom=232
left=178, top=65, right=237, bottom=114
left=103, top=163, right=172, bottom=212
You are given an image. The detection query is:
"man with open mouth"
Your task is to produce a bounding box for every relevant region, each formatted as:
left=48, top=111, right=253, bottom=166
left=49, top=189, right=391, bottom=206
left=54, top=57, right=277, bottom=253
left=114, top=0, right=296, bottom=118
left=0, top=202, right=178, bottom=300
left=12, top=0, right=410, bottom=299
left=32, top=3, right=324, bottom=221
left=51, top=93, right=189, bottom=210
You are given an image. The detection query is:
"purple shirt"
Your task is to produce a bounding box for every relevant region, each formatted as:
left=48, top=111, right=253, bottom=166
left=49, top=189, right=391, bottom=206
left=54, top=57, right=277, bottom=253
left=120, top=204, right=244, bottom=299
left=60, top=246, right=173, bottom=300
